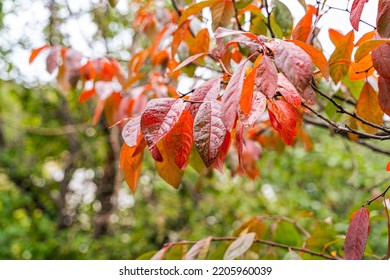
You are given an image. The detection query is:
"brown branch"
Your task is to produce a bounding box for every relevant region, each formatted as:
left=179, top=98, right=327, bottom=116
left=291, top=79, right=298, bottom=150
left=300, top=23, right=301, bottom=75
left=311, top=83, right=390, bottom=134
left=383, top=195, right=390, bottom=259
left=165, top=237, right=337, bottom=260
left=303, top=117, right=390, bottom=156
left=363, top=185, right=390, bottom=207
left=233, top=0, right=243, bottom=31
left=264, top=0, right=275, bottom=38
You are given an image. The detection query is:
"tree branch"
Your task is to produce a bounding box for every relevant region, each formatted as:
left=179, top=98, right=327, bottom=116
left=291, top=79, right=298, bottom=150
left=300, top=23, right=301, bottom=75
left=165, top=236, right=337, bottom=260
left=311, top=83, right=390, bottom=134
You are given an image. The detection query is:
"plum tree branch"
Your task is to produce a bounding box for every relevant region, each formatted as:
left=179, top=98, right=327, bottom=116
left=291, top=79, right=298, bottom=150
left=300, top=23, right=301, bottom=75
left=310, top=83, right=390, bottom=134
left=164, top=237, right=337, bottom=260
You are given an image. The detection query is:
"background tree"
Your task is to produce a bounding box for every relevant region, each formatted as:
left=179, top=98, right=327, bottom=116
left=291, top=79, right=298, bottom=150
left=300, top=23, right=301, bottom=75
left=0, top=0, right=389, bottom=260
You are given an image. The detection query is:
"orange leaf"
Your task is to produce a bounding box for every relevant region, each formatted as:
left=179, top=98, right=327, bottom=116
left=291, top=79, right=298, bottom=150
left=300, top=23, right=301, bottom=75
left=355, top=30, right=375, bottom=46
left=211, top=0, right=235, bottom=31
left=188, top=28, right=210, bottom=55
left=386, top=161, right=390, bottom=171
left=287, top=39, right=329, bottom=81
left=120, top=141, right=144, bottom=193
left=356, top=82, right=384, bottom=134
left=173, top=52, right=209, bottom=72
left=240, top=67, right=256, bottom=115
left=178, top=0, right=217, bottom=26
left=29, top=45, right=49, bottom=64
left=349, top=55, right=375, bottom=81
left=328, top=28, right=344, bottom=46
left=172, top=21, right=191, bottom=57
left=292, top=5, right=316, bottom=42
left=78, top=87, right=96, bottom=103
left=155, top=138, right=184, bottom=189
left=344, top=207, right=370, bottom=260
left=329, top=30, right=355, bottom=84
left=355, top=38, right=390, bottom=62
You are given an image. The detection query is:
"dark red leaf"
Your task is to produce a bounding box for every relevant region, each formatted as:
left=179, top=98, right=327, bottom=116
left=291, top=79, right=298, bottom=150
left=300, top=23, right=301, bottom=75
left=268, top=100, right=298, bottom=145
left=166, top=110, right=194, bottom=170
left=377, top=0, right=390, bottom=38
left=236, top=122, right=245, bottom=172
left=272, top=40, right=312, bottom=93
left=350, top=0, right=369, bottom=31
left=211, top=131, right=231, bottom=173
left=122, top=116, right=141, bottom=147
left=255, top=55, right=278, bottom=99
left=372, top=41, right=390, bottom=80
left=378, top=76, right=390, bottom=116
left=141, top=98, right=185, bottom=149
left=150, top=145, right=163, bottom=162
left=189, top=77, right=221, bottom=117
left=344, top=207, right=370, bottom=260
left=194, top=101, right=227, bottom=167
left=222, top=60, right=248, bottom=131
left=277, top=73, right=302, bottom=108
left=240, top=91, right=266, bottom=127
left=46, top=46, right=61, bottom=74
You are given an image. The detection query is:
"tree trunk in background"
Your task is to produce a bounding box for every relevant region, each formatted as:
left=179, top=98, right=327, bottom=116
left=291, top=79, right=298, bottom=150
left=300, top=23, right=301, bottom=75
left=57, top=95, right=80, bottom=229
left=93, top=125, right=122, bottom=238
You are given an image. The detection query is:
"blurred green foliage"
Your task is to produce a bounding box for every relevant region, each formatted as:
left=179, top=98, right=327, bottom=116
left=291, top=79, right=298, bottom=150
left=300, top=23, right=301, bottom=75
left=1, top=80, right=389, bottom=260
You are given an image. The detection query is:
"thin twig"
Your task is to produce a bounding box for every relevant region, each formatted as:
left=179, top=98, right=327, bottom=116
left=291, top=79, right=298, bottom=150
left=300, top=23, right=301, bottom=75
left=164, top=236, right=337, bottom=260
left=264, top=0, right=275, bottom=38
left=311, top=83, right=390, bottom=134
left=363, top=185, right=390, bottom=207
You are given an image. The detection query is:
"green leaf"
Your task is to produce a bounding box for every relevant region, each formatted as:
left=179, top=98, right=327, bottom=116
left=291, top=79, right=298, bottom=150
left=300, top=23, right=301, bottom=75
left=273, top=0, right=293, bottom=38
left=274, top=221, right=301, bottom=246
left=223, top=233, right=256, bottom=260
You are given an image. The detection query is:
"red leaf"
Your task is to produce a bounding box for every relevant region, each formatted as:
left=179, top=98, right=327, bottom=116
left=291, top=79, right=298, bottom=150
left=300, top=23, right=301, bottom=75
left=189, top=77, right=221, bottom=117
left=272, top=40, right=312, bottom=93
left=122, top=116, right=142, bottom=147
left=372, top=40, right=390, bottom=80
left=350, top=0, right=369, bottom=31
left=329, top=30, right=355, bottom=84
left=46, top=46, right=61, bottom=74
left=211, top=131, right=231, bottom=173
left=386, top=161, right=390, bottom=171
left=78, top=87, right=96, bottom=103
left=214, top=27, right=261, bottom=43
left=377, top=0, right=390, bottom=38
left=120, top=142, right=144, bottom=193
left=277, top=73, right=302, bottom=108
left=268, top=100, right=298, bottom=145
left=292, top=5, right=316, bottom=42
left=222, top=60, right=248, bottom=131
left=150, top=145, right=163, bottom=162
left=141, top=98, right=185, bottom=149
left=236, top=122, right=245, bottom=172
left=344, top=207, right=370, bottom=260
left=194, top=101, right=227, bottom=167
left=255, top=55, right=278, bottom=99
left=287, top=39, right=329, bottom=81
left=166, top=110, right=194, bottom=170
left=378, top=76, right=390, bottom=116
left=240, top=67, right=256, bottom=115
left=173, top=52, right=209, bottom=72
left=29, top=45, right=49, bottom=64
left=240, top=91, right=266, bottom=127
